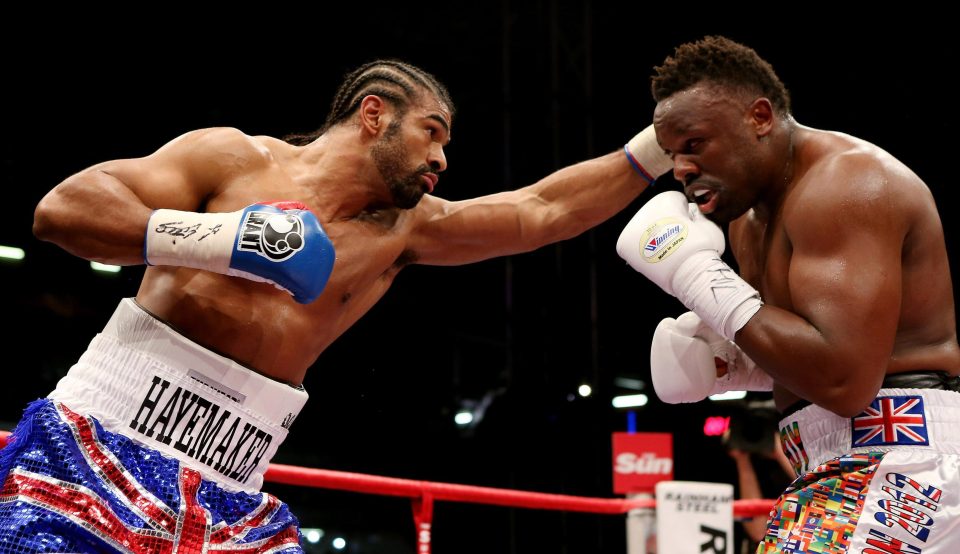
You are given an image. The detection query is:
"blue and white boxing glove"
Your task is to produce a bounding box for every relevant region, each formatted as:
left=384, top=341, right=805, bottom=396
left=616, top=191, right=762, bottom=341
left=144, top=201, right=335, bottom=304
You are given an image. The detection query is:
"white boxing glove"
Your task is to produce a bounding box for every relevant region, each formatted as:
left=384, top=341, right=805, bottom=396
left=616, top=190, right=762, bottom=340
left=624, top=125, right=673, bottom=184
left=651, top=311, right=773, bottom=404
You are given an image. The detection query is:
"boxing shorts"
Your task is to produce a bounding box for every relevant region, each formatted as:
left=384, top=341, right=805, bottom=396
left=0, top=298, right=308, bottom=553
left=759, top=384, right=960, bottom=553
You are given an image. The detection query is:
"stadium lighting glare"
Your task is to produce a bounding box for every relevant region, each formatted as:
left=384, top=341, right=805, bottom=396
left=612, top=394, right=649, bottom=409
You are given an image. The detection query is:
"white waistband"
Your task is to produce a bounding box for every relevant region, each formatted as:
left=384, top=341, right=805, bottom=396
left=778, top=388, right=960, bottom=475
left=48, top=298, right=309, bottom=493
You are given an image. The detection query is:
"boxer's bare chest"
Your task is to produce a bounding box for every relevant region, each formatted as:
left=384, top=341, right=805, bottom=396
left=312, top=211, right=414, bottom=310
left=218, top=166, right=419, bottom=318
left=732, top=208, right=793, bottom=310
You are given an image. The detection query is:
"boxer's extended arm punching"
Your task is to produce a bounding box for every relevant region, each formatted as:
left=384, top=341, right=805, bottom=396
left=408, top=126, right=672, bottom=265
left=33, top=128, right=334, bottom=304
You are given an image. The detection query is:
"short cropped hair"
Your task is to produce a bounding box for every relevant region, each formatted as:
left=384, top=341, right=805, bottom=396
left=651, top=36, right=791, bottom=114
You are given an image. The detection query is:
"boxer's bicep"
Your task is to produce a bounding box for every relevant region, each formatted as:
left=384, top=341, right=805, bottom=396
left=786, top=187, right=905, bottom=381
left=789, top=229, right=902, bottom=358
left=101, top=127, right=257, bottom=210
left=410, top=150, right=647, bottom=266
left=34, top=128, right=260, bottom=264
left=405, top=191, right=552, bottom=266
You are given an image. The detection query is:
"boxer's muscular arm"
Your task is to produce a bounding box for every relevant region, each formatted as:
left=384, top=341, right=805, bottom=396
left=410, top=150, right=651, bottom=266
left=735, top=156, right=906, bottom=417
left=33, top=128, right=255, bottom=265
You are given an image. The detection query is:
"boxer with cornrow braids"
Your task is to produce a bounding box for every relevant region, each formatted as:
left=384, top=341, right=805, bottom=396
left=11, top=58, right=671, bottom=553
left=287, top=59, right=455, bottom=144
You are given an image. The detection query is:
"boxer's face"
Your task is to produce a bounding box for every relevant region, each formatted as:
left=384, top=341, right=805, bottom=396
left=653, top=83, right=767, bottom=224
left=371, top=94, right=452, bottom=209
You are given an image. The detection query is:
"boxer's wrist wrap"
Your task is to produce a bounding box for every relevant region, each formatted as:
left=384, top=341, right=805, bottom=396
left=624, top=125, right=673, bottom=185
left=671, top=251, right=763, bottom=341
left=144, top=209, right=243, bottom=270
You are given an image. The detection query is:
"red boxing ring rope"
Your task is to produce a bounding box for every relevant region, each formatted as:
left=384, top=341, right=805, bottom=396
left=1, top=429, right=774, bottom=551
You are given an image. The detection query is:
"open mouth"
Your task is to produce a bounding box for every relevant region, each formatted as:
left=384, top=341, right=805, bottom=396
left=690, top=188, right=719, bottom=214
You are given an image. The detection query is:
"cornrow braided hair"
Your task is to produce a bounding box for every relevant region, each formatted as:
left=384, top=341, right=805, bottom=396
left=651, top=36, right=791, bottom=115
left=285, top=60, right=454, bottom=145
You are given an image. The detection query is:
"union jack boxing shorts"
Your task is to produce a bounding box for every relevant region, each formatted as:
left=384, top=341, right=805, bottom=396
left=758, top=388, right=960, bottom=553
left=0, top=299, right=309, bottom=553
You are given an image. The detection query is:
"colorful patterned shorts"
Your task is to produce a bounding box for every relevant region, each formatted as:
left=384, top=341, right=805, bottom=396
left=0, top=399, right=303, bottom=553
left=761, top=388, right=960, bottom=553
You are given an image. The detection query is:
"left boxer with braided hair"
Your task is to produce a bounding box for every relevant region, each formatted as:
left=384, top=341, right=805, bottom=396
left=0, top=59, right=671, bottom=553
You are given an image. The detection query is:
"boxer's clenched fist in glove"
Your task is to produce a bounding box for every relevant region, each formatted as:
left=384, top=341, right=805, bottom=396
left=651, top=311, right=772, bottom=403
left=145, top=201, right=335, bottom=304
left=616, top=191, right=762, bottom=341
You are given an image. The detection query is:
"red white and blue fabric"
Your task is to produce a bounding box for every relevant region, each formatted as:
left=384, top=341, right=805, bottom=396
left=851, top=395, right=929, bottom=448
left=0, top=399, right=302, bottom=553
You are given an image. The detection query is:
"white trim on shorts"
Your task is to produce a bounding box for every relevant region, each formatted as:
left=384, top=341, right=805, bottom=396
left=778, top=388, right=960, bottom=475
left=48, top=298, right=309, bottom=493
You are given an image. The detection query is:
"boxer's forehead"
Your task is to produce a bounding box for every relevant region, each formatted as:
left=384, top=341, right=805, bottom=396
left=653, top=84, right=747, bottom=148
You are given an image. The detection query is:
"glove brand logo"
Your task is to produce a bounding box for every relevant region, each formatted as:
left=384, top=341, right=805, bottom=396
left=237, top=211, right=305, bottom=261
left=640, top=218, right=687, bottom=263
left=614, top=452, right=673, bottom=475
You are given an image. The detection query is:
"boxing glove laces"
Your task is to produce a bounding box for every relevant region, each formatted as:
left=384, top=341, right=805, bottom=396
left=617, top=191, right=762, bottom=341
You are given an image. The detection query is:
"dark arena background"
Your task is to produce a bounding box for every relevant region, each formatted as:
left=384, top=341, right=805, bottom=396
left=3, top=5, right=955, bottom=553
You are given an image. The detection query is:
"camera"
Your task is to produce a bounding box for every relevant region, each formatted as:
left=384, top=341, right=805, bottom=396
left=725, top=399, right=779, bottom=454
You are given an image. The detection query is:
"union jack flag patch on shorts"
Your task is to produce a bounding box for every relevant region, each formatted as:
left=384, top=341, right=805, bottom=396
left=851, top=395, right=929, bottom=447
left=0, top=400, right=302, bottom=553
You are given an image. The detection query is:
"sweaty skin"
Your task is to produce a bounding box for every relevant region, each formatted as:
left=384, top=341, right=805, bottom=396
left=654, top=83, right=960, bottom=417
left=34, top=93, right=650, bottom=386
